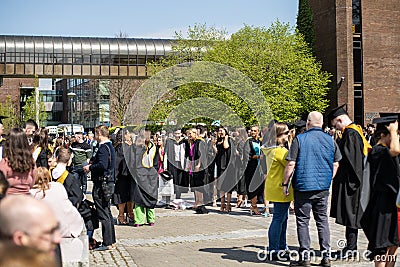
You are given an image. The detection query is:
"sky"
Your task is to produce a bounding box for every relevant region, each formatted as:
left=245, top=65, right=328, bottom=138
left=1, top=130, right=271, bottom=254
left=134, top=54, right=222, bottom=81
left=1, top=0, right=299, bottom=89
left=1, top=0, right=299, bottom=38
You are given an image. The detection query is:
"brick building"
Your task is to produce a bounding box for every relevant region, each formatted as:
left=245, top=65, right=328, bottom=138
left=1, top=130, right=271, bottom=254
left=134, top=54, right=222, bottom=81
left=310, top=0, right=400, bottom=125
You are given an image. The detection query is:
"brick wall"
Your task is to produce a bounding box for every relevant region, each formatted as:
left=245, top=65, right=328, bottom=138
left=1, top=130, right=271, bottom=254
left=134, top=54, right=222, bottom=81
left=362, top=0, right=400, bottom=121
left=0, top=77, right=34, bottom=114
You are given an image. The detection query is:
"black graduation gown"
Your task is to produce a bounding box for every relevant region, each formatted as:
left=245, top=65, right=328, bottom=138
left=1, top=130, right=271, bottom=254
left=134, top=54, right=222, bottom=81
left=243, top=137, right=264, bottom=199
left=215, top=137, right=237, bottom=192
left=36, top=148, right=49, bottom=168
left=62, top=173, right=84, bottom=207
left=113, top=143, right=133, bottom=204
left=164, top=137, right=189, bottom=192
left=235, top=139, right=247, bottom=195
left=187, top=138, right=208, bottom=190
left=330, top=127, right=365, bottom=228
left=360, top=145, right=400, bottom=257
left=130, top=144, right=159, bottom=209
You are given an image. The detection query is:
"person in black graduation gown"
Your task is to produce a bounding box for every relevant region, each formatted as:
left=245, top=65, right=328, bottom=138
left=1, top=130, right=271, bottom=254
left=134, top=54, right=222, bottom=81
left=360, top=117, right=400, bottom=265
left=113, top=129, right=134, bottom=225
left=164, top=129, right=188, bottom=199
left=328, top=105, right=372, bottom=256
left=130, top=130, right=159, bottom=226
left=244, top=125, right=264, bottom=215
left=215, top=126, right=237, bottom=212
left=187, top=128, right=208, bottom=214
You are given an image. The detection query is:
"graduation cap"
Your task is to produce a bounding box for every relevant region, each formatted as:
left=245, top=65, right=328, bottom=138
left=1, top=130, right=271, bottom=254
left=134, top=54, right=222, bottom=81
left=0, top=115, right=8, bottom=124
left=372, top=115, right=398, bottom=126
left=327, top=104, right=348, bottom=122
left=293, top=120, right=306, bottom=128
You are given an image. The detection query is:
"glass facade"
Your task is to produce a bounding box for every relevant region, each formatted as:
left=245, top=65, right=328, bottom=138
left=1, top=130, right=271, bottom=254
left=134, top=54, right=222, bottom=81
left=0, top=36, right=172, bottom=78
left=60, top=78, right=109, bottom=131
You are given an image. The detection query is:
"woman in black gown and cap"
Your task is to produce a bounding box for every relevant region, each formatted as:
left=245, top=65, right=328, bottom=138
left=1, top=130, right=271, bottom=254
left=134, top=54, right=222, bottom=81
left=361, top=115, right=400, bottom=267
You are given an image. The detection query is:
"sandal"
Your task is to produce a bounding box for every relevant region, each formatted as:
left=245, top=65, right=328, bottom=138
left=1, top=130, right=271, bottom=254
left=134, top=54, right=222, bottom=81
left=117, top=215, right=128, bottom=225
left=220, top=204, right=226, bottom=212
left=127, top=212, right=134, bottom=222
left=250, top=205, right=261, bottom=215
left=226, top=203, right=232, bottom=212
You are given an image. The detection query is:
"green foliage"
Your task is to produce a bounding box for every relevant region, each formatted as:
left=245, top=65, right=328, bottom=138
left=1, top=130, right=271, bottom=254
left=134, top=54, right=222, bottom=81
left=22, top=91, right=47, bottom=127
left=147, top=22, right=331, bottom=126
left=0, top=95, right=20, bottom=131
left=297, top=0, right=315, bottom=55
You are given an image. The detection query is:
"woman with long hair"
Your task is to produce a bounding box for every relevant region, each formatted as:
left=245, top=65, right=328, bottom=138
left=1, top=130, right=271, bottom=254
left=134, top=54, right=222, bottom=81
left=0, top=128, right=36, bottom=195
left=131, top=130, right=159, bottom=226
left=30, top=167, right=84, bottom=237
left=215, top=126, right=236, bottom=212
left=243, top=126, right=264, bottom=215
left=32, top=127, right=51, bottom=168
left=261, top=122, right=293, bottom=260
left=235, top=127, right=248, bottom=207
left=113, top=128, right=135, bottom=225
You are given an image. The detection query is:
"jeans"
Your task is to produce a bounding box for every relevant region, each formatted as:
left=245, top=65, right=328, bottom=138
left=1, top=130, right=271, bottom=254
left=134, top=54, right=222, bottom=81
left=92, top=184, right=115, bottom=246
left=268, top=202, right=290, bottom=251
left=71, top=165, right=87, bottom=194
left=294, top=193, right=330, bottom=260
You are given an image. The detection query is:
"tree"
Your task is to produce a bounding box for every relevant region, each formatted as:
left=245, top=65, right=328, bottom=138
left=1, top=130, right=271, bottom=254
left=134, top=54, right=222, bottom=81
left=297, top=0, right=315, bottom=55
left=0, top=95, right=20, bottom=131
left=108, top=31, right=145, bottom=125
left=109, top=79, right=144, bottom=125
left=147, top=22, right=331, bottom=126
left=22, top=92, right=47, bottom=127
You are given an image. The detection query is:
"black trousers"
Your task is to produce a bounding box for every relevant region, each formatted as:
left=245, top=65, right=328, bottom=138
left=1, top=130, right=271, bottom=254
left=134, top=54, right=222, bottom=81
left=93, top=184, right=116, bottom=246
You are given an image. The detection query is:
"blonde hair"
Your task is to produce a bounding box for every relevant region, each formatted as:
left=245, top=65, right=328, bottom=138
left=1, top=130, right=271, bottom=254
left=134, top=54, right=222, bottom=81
left=33, top=167, right=52, bottom=198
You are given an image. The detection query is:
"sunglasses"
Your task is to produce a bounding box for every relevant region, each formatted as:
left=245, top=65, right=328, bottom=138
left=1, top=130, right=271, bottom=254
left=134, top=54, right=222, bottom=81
left=279, top=130, right=290, bottom=136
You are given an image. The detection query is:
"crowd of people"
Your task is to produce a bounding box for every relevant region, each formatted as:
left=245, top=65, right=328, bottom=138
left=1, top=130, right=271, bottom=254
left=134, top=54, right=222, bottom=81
left=0, top=106, right=399, bottom=267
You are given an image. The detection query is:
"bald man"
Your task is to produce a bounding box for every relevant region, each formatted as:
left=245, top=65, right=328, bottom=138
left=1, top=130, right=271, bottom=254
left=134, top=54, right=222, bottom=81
left=282, top=111, right=342, bottom=267
left=0, top=195, right=62, bottom=263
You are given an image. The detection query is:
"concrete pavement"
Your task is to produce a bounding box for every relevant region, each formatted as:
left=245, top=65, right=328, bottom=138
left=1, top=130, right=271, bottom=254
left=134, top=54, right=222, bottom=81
left=88, top=188, right=398, bottom=267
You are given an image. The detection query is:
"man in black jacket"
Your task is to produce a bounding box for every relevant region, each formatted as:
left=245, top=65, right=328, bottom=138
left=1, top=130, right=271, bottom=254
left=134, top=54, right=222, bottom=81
left=83, top=125, right=116, bottom=251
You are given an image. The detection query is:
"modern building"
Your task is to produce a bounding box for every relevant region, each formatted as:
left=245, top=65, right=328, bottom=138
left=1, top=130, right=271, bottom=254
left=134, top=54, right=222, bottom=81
left=310, top=0, right=400, bottom=125
left=0, top=36, right=172, bottom=129
left=56, top=78, right=109, bottom=131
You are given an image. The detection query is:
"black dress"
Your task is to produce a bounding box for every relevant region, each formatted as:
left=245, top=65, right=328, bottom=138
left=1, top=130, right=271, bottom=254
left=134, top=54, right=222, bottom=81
left=187, top=138, right=207, bottom=191
left=112, top=143, right=133, bottom=205
left=215, top=137, right=237, bottom=193
left=360, top=144, right=400, bottom=259
left=235, top=139, right=247, bottom=195
left=243, top=137, right=264, bottom=200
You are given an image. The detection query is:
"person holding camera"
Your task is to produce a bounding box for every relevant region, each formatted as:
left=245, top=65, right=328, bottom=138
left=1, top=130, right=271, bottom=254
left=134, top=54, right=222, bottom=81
left=83, top=125, right=116, bottom=251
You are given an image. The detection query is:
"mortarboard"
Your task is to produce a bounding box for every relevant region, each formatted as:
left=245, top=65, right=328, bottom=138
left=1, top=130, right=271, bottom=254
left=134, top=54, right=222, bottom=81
left=293, top=120, right=306, bottom=128
left=0, top=115, right=8, bottom=124
left=372, top=115, right=398, bottom=126
left=327, top=104, right=348, bottom=122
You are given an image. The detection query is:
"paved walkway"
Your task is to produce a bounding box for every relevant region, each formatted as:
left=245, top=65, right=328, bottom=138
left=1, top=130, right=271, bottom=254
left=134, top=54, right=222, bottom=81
left=88, top=189, right=398, bottom=267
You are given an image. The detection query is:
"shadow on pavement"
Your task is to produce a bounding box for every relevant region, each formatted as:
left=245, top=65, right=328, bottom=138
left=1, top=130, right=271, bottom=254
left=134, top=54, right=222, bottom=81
left=198, top=245, right=289, bottom=266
